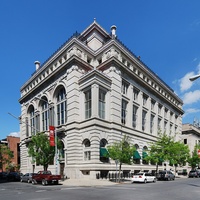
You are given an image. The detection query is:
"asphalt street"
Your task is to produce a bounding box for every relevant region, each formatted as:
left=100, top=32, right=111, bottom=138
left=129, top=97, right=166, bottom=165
left=0, top=178, right=200, bottom=200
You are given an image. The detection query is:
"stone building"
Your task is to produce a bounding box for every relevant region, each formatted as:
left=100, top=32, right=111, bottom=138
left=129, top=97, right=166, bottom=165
left=182, top=123, right=200, bottom=154
left=19, top=20, right=184, bottom=179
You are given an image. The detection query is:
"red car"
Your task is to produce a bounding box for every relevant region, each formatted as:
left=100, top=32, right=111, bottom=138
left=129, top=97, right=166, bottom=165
left=32, top=171, right=61, bottom=186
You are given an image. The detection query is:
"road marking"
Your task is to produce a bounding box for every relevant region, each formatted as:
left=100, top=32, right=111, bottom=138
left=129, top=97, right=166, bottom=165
left=61, top=187, right=84, bottom=190
left=35, top=190, right=47, bottom=193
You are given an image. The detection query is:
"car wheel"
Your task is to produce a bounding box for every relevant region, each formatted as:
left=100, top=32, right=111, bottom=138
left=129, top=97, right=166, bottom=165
left=20, top=179, right=23, bottom=183
left=27, top=179, right=30, bottom=183
left=32, top=179, right=37, bottom=185
left=144, top=179, right=147, bottom=184
left=153, top=178, right=156, bottom=183
left=42, top=179, right=46, bottom=186
left=54, top=180, right=58, bottom=185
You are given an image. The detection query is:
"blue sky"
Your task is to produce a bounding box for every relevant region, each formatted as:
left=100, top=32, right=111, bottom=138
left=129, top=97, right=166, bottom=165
left=1, top=0, right=200, bottom=139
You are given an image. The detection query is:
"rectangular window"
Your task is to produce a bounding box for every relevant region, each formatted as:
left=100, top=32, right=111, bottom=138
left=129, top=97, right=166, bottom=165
left=84, top=151, right=91, bottom=161
left=151, top=99, right=155, bottom=111
left=85, top=89, right=92, bottom=119
left=150, top=114, right=154, bottom=134
left=164, top=108, right=168, bottom=118
left=122, top=80, right=129, bottom=95
left=133, top=87, right=139, bottom=101
left=170, top=124, right=173, bottom=134
left=57, top=101, right=67, bottom=126
left=158, top=117, right=162, bottom=130
left=170, top=111, right=173, bottom=121
left=99, top=89, right=106, bottom=119
left=164, top=121, right=167, bottom=132
left=42, top=110, right=48, bottom=131
left=143, top=94, right=148, bottom=106
left=121, top=99, right=127, bottom=125
left=30, top=110, right=35, bottom=135
left=26, top=117, right=29, bottom=137
left=142, top=110, right=147, bottom=131
left=158, top=104, right=162, bottom=115
left=132, top=105, right=138, bottom=128
left=184, top=139, right=187, bottom=144
left=35, top=114, right=40, bottom=133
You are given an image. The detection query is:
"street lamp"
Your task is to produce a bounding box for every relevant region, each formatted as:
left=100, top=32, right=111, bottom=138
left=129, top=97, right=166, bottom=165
left=35, top=97, right=58, bottom=175
left=189, top=74, right=200, bottom=81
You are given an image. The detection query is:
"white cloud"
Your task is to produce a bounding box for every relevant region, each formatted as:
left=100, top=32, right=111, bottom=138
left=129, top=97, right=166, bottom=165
left=179, top=72, right=194, bottom=92
left=8, top=132, right=20, bottom=137
left=183, top=108, right=200, bottom=119
left=182, top=90, right=200, bottom=105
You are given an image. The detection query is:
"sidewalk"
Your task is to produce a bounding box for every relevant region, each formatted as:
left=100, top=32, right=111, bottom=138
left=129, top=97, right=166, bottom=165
left=60, top=175, right=187, bottom=187
left=60, top=178, right=121, bottom=187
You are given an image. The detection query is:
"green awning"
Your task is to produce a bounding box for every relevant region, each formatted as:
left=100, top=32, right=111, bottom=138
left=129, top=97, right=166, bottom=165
left=133, top=151, right=141, bottom=159
left=100, top=147, right=109, bottom=157
left=142, top=151, right=148, bottom=159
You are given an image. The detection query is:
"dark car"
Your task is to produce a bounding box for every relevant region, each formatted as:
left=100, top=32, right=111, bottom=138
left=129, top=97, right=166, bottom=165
left=157, top=170, right=175, bottom=181
left=188, top=170, right=200, bottom=178
left=0, top=172, right=8, bottom=180
left=6, top=172, right=21, bottom=181
left=21, top=173, right=37, bottom=183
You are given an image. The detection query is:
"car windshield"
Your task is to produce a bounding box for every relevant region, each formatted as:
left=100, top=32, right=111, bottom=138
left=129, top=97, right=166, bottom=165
left=159, top=171, right=166, bottom=174
left=135, top=173, right=143, bottom=175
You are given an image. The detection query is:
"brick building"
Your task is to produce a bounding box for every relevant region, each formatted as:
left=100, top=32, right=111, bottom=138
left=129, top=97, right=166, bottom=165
left=0, top=136, right=20, bottom=172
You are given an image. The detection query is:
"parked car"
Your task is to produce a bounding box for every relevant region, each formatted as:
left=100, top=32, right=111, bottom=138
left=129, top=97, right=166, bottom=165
left=157, top=170, right=175, bottom=181
left=32, top=171, right=61, bottom=186
left=188, top=170, right=200, bottom=178
left=21, top=173, right=37, bottom=183
left=0, top=172, right=8, bottom=180
left=6, top=172, right=21, bottom=181
left=131, top=172, right=156, bottom=183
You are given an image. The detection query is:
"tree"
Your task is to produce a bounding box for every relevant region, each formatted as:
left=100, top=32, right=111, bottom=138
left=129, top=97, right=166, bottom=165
left=107, top=135, right=136, bottom=182
left=0, top=144, right=14, bottom=172
left=145, top=132, right=189, bottom=174
left=28, top=132, right=61, bottom=171
left=187, top=144, right=200, bottom=169
left=168, top=141, right=190, bottom=172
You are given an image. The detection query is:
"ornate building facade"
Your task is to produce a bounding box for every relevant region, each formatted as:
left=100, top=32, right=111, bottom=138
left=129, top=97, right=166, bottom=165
left=19, top=21, right=184, bottom=179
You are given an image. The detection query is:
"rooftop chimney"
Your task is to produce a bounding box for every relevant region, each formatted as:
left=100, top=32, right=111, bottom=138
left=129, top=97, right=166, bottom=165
left=34, top=61, right=40, bottom=70
left=111, top=25, right=117, bottom=38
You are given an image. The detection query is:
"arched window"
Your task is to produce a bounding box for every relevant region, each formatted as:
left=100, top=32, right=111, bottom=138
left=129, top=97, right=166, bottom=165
left=83, top=139, right=91, bottom=161
left=100, top=139, right=109, bottom=163
left=56, top=87, right=67, bottom=126
left=133, top=144, right=141, bottom=164
left=28, top=105, right=36, bottom=135
left=40, top=97, right=49, bottom=131
left=142, top=146, right=148, bottom=164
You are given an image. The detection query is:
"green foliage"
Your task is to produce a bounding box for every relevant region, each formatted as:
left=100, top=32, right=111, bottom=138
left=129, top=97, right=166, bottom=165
left=107, top=135, right=136, bottom=182
left=107, top=135, right=136, bottom=165
left=0, top=144, right=14, bottom=172
left=169, top=141, right=190, bottom=168
left=145, top=131, right=189, bottom=173
left=28, top=132, right=57, bottom=171
left=187, top=144, right=200, bottom=169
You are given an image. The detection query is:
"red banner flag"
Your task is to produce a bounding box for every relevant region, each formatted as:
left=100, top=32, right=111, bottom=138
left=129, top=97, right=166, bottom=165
left=198, top=150, right=200, bottom=158
left=49, top=126, right=55, bottom=146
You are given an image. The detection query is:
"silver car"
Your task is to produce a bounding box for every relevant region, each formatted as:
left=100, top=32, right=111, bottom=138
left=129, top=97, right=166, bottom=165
left=21, top=173, right=37, bottom=183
